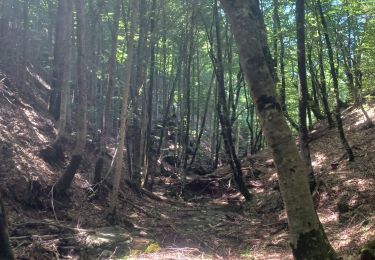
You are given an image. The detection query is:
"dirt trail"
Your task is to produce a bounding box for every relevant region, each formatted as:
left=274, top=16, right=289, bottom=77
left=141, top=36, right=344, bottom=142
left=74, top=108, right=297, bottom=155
left=1, top=70, right=374, bottom=259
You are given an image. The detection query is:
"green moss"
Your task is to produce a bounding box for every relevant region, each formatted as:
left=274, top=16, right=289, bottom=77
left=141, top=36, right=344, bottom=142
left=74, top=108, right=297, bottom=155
left=144, top=242, right=161, bottom=253
left=291, top=228, right=338, bottom=260
left=361, top=238, right=375, bottom=260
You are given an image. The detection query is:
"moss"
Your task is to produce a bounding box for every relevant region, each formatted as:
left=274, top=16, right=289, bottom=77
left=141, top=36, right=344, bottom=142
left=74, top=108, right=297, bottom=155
left=291, top=228, right=338, bottom=260
left=144, top=242, right=161, bottom=253
left=361, top=238, right=375, bottom=260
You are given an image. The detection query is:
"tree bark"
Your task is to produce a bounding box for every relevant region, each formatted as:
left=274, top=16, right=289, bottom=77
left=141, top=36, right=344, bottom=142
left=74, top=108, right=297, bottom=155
left=272, top=0, right=299, bottom=131
left=54, top=0, right=88, bottom=196
left=296, top=0, right=315, bottom=192
left=0, top=197, right=14, bottom=260
left=219, top=0, right=337, bottom=258
left=317, top=0, right=354, bottom=161
left=49, top=0, right=72, bottom=120
left=56, top=0, right=73, bottom=141
left=317, top=26, right=334, bottom=127
left=213, top=0, right=252, bottom=201
left=108, top=0, right=138, bottom=216
left=93, top=0, right=121, bottom=186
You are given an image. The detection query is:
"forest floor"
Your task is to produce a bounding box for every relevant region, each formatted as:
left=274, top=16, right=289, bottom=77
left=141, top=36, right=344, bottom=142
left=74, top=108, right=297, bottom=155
left=1, top=69, right=375, bottom=259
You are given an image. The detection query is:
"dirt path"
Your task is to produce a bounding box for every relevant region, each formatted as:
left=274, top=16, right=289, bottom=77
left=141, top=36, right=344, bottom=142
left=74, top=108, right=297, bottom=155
left=1, top=71, right=374, bottom=259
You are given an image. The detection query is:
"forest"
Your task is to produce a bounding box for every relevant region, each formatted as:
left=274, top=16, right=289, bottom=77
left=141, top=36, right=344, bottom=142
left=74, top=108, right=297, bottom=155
left=0, top=0, right=374, bottom=259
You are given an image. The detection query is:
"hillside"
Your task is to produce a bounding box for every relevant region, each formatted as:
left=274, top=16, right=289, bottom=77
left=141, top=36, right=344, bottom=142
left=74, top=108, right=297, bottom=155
left=1, top=69, right=375, bottom=259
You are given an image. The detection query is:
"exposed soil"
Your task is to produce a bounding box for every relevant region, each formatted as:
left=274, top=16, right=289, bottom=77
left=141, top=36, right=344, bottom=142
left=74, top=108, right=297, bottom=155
left=0, top=69, right=374, bottom=259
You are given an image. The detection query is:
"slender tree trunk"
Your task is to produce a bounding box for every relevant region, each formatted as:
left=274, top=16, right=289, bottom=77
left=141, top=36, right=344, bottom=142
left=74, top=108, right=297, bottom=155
left=93, top=0, right=121, bottom=186
left=190, top=72, right=214, bottom=166
left=20, top=0, right=29, bottom=88
left=316, top=27, right=334, bottom=127
left=156, top=58, right=182, bottom=158
left=103, top=0, right=121, bottom=143
left=49, top=0, right=72, bottom=120
left=0, top=197, right=14, bottom=260
left=108, top=0, right=138, bottom=216
left=307, top=41, right=324, bottom=120
left=219, top=0, right=337, bottom=258
left=272, top=0, right=298, bottom=130
left=296, top=0, right=315, bottom=192
left=214, top=0, right=252, bottom=201
left=54, top=0, right=88, bottom=196
left=56, top=0, right=73, bottom=141
left=143, top=0, right=158, bottom=190
left=317, top=0, right=354, bottom=161
left=131, top=0, right=148, bottom=184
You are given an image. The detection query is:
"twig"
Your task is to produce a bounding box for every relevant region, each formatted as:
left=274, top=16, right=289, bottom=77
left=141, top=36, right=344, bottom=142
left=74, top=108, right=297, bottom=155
left=50, top=184, right=60, bottom=223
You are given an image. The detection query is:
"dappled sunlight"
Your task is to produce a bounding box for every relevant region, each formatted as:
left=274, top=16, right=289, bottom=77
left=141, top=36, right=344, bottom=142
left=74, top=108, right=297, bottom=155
left=311, top=152, right=328, bottom=169
left=343, top=178, right=375, bottom=192
left=26, top=65, right=51, bottom=90
left=318, top=208, right=339, bottom=225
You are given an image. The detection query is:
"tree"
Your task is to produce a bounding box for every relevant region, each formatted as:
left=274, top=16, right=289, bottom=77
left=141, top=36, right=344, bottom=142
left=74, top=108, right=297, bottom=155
left=317, top=0, right=354, bottom=161
left=108, top=0, right=139, bottom=217
left=296, top=0, right=315, bottom=192
left=56, top=0, right=73, bottom=141
left=0, top=197, right=14, bottom=260
left=54, top=0, right=88, bottom=196
left=212, top=0, right=252, bottom=201
left=49, top=0, right=73, bottom=121
left=93, top=0, right=122, bottom=186
left=219, top=0, right=337, bottom=258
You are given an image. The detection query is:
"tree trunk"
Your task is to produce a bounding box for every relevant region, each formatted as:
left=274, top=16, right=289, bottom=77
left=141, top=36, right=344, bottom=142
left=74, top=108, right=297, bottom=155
left=108, top=0, right=138, bottom=216
left=144, top=0, right=158, bottom=191
left=307, top=41, right=324, bottom=121
left=190, top=72, right=214, bottom=166
left=0, top=197, right=14, bottom=260
left=49, top=0, right=72, bottom=120
left=54, top=0, right=88, bottom=196
left=219, top=0, right=338, bottom=258
left=213, top=0, right=252, bottom=201
left=56, top=0, right=73, bottom=141
left=296, top=0, right=315, bottom=192
left=272, top=0, right=299, bottom=131
left=316, top=21, right=334, bottom=128
left=131, top=0, right=148, bottom=184
left=317, top=0, right=354, bottom=161
left=93, top=0, right=121, bottom=186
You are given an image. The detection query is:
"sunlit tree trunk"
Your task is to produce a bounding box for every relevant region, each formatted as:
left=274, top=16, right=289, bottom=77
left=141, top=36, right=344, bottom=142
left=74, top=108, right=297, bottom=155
left=219, top=0, right=337, bottom=258
left=108, top=0, right=138, bottom=216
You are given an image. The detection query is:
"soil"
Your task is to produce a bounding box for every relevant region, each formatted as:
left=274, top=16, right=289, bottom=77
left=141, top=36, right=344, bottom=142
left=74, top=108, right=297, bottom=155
left=0, top=69, right=374, bottom=259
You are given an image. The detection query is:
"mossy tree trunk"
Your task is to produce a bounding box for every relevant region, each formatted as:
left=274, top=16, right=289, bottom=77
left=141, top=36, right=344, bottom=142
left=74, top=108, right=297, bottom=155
left=219, top=0, right=338, bottom=258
